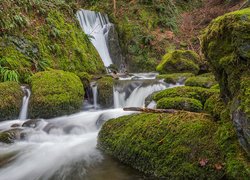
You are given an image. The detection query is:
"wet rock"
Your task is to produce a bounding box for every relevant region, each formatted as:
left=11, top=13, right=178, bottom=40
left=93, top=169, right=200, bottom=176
left=22, top=119, right=42, bottom=128
left=11, top=124, right=21, bottom=128
left=0, top=128, right=23, bottom=144
left=43, top=123, right=59, bottom=133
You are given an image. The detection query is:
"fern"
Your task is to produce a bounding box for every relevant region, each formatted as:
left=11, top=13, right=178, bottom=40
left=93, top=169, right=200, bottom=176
left=0, top=65, right=20, bottom=82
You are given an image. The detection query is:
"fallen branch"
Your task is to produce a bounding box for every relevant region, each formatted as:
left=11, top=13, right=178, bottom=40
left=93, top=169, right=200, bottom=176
left=123, top=107, right=177, bottom=113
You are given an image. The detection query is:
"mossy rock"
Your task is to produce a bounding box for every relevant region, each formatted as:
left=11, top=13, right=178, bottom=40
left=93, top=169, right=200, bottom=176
left=98, top=112, right=250, bottom=178
left=204, top=94, right=226, bottom=120
left=99, top=112, right=222, bottom=178
left=0, top=128, right=23, bottom=144
left=97, top=77, right=114, bottom=108
left=153, top=86, right=219, bottom=105
left=202, top=8, right=250, bottom=153
left=0, top=82, right=23, bottom=121
left=157, top=73, right=194, bottom=84
left=156, top=50, right=200, bottom=75
left=29, top=70, right=84, bottom=119
left=157, top=97, right=203, bottom=112
left=185, top=73, right=217, bottom=88
left=202, top=8, right=250, bottom=101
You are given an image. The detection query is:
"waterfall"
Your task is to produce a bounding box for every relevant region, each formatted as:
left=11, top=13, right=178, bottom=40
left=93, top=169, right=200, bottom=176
left=19, top=86, right=31, bottom=120
left=77, top=10, right=113, bottom=67
left=77, top=9, right=124, bottom=71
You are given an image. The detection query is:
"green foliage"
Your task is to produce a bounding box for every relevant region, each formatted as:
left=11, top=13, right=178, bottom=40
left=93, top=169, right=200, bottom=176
left=29, top=70, right=84, bottom=119
left=0, top=82, right=23, bottom=121
left=156, top=50, right=200, bottom=74
left=97, top=77, right=114, bottom=108
left=185, top=73, right=217, bottom=88
left=0, top=0, right=105, bottom=84
left=153, top=86, right=219, bottom=105
left=157, top=72, right=194, bottom=84
left=157, top=97, right=203, bottom=112
left=98, top=112, right=224, bottom=178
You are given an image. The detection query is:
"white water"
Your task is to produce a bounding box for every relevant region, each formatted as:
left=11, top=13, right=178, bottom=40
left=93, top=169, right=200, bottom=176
left=91, top=82, right=98, bottom=109
left=0, top=109, right=133, bottom=180
left=77, top=10, right=113, bottom=67
left=19, top=86, right=31, bottom=120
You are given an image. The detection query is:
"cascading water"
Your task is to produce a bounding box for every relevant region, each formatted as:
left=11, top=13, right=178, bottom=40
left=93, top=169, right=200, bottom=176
left=19, top=86, right=31, bottom=120
left=77, top=10, right=113, bottom=67
left=77, top=9, right=124, bottom=71
left=91, top=82, right=98, bottom=109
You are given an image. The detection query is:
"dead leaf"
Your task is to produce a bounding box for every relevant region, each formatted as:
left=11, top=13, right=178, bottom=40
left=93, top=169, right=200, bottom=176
left=199, top=158, right=208, bottom=167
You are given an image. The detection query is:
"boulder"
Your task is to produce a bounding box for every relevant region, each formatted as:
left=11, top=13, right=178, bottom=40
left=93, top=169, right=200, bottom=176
left=0, top=82, right=23, bottom=121
left=29, top=70, right=84, bottom=119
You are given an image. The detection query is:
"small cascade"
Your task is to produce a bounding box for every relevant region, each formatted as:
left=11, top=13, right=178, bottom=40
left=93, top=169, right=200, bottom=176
left=76, top=10, right=124, bottom=70
left=19, top=86, right=31, bottom=120
left=91, top=82, right=98, bottom=109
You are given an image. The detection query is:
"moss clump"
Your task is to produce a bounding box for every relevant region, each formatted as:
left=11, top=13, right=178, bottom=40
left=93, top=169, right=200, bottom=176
left=202, top=8, right=250, bottom=101
left=0, top=82, right=23, bottom=121
left=97, top=77, right=114, bottom=108
left=185, top=73, right=217, bottom=88
left=157, top=97, right=203, bottom=112
left=156, top=50, right=200, bottom=74
left=157, top=73, right=194, bottom=84
left=29, top=70, right=84, bottom=119
left=0, top=128, right=23, bottom=144
left=98, top=112, right=224, bottom=178
left=204, top=94, right=226, bottom=120
left=153, top=86, right=219, bottom=105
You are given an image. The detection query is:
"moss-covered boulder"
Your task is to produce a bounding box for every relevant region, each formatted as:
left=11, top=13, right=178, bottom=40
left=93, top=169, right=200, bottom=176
left=157, top=72, right=194, bottom=84
left=98, top=112, right=250, bottom=178
left=29, top=70, right=84, bottom=119
left=0, top=82, right=23, bottom=121
left=202, top=8, right=250, bottom=153
left=157, top=97, right=203, bottom=112
left=153, top=86, right=219, bottom=105
left=185, top=73, right=217, bottom=88
left=97, top=77, right=114, bottom=108
left=0, top=128, right=23, bottom=144
left=156, top=50, right=200, bottom=75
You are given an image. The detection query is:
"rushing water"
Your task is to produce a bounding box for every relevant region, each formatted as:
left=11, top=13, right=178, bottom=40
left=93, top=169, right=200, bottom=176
left=0, top=73, right=175, bottom=180
left=19, top=86, right=31, bottom=120
left=77, top=10, right=113, bottom=67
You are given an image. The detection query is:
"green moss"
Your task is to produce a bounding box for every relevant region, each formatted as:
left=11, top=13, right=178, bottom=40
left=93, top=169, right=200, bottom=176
left=157, top=72, right=194, bottom=84
left=156, top=97, right=203, bottom=112
left=202, top=8, right=250, bottom=101
left=0, top=129, right=22, bottom=144
left=97, top=77, right=114, bottom=108
left=153, top=86, right=219, bottom=105
left=156, top=50, right=200, bottom=74
left=204, top=94, right=226, bottom=120
left=0, top=1, right=105, bottom=84
left=29, top=70, right=84, bottom=118
left=0, top=82, right=23, bottom=121
left=98, top=112, right=224, bottom=178
left=215, top=119, right=250, bottom=178
left=185, top=73, right=217, bottom=88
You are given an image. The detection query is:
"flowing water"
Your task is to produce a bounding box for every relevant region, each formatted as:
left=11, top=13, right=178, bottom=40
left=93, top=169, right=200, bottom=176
left=19, top=86, right=31, bottom=120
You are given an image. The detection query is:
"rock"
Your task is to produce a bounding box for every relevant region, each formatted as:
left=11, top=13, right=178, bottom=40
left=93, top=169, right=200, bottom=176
left=157, top=72, right=194, bottom=84
left=10, top=124, right=21, bottom=128
left=184, top=73, right=217, bottom=88
left=156, top=50, right=200, bottom=74
left=156, top=97, right=203, bottom=112
left=0, top=82, right=23, bottom=121
left=0, top=128, right=23, bottom=144
left=29, top=70, right=84, bottom=119
left=97, top=77, right=114, bottom=108
left=202, top=8, right=250, bottom=153
left=98, top=112, right=250, bottom=178
left=204, top=94, right=226, bottom=120
left=153, top=86, right=219, bottom=105
left=22, top=119, right=42, bottom=128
